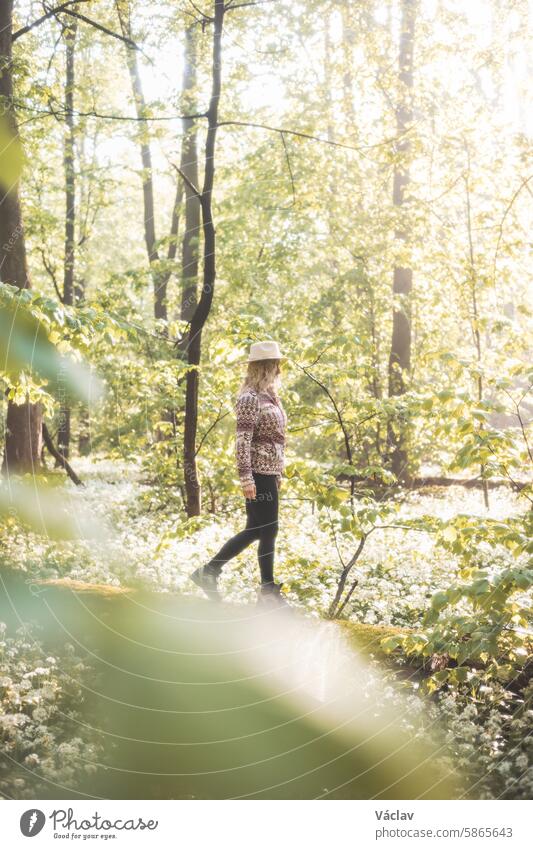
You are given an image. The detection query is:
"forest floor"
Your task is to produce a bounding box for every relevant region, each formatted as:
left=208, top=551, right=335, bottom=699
left=3, top=456, right=523, bottom=625
left=1, top=458, right=530, bottom=800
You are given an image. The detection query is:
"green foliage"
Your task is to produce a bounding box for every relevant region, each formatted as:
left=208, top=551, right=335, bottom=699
left=0, top=282, right=139, bottom=409
left=382, top=510, right=533, bottom=694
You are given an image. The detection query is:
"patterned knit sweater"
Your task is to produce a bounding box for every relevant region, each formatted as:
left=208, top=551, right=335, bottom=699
left=235, top=388, right=287, bottom=487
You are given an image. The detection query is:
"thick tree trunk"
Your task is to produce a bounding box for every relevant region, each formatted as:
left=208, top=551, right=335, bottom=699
left=57, top=19, right=77, bottom=460
left=386, top=0, right=416, bottom=484
left=3, top=401, right=42, bottom=474
left=0, top=0, right=42, bottom=475
left=183, top=0, right=224, bottom=517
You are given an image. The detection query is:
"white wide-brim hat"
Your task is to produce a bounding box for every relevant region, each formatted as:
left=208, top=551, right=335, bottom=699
left=248, top=341, right=283, bottom=362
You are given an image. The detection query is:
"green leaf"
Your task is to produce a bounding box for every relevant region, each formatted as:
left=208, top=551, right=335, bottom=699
left=431, top=591, right=448, bottom=612
left=380, top=636, right=402, bottom=652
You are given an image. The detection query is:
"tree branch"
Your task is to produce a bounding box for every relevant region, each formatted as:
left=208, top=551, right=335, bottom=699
left=12, top=0, right=89, bottom=41
left=280, top=131, right=296, bottom=206
left=264, top=131, right=296, bottom=210
left=60, top=7, right=139, bottom=48
left=195, top=408, right=230, bottom=457
left=187, top=0, right=214, bottom=23
left=301, top=365, right=353, bottom=465
left=492, top=173, right=533, bottom=286
left=334, top=576, right=359, bottom=619
left=16, top=100, right=207, bottom=123
left=171, top=162, right=202, bottom=201
left=42, top=423, right=83, bottom=486
left=225, top=0, right=278, bottom=10
left=37, top=247, right=63, bottom=303
left=216, top=119, right=416, bottom=153
left=327, top=533, right=367, bottom=618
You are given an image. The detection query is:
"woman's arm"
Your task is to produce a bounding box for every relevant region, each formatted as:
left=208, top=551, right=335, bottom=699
left=235, top=391, right=260, bottom=498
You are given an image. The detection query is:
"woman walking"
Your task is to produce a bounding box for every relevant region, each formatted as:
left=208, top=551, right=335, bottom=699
left=190, top=341, right=289, bottom=607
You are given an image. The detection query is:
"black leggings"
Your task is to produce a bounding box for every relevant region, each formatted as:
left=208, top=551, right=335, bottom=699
left=207, top=473, right=279, bottom=584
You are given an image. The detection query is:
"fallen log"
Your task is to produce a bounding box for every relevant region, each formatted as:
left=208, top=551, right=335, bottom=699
left=338, top=473, right=531, bottom=493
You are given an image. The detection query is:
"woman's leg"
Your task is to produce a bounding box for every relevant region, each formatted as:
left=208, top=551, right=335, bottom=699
left=205, top=523, right=259, bottom=575
left=205, top=473, right=278, bottom=581
left=204, top=485, right=265, bottom=575
left=251, top=474, right=279, bottom=585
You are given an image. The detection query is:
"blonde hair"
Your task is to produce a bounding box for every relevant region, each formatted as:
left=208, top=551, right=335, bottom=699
left=239, top=358, right=281, bottom=397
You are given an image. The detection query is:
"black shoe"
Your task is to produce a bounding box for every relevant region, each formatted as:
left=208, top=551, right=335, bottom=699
left=257, top=581, right=290, bottom=608
left=190, top=565, right=221, bottom=602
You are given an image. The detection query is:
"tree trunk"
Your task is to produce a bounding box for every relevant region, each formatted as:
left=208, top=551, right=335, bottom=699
left=115, top=1, right=166, bottom=323
left=159, top=24, right=201, bottom=452
left=57, top=19, right=77, bottom=460
left=386, top=0, right=416, bottom=485
left=173, top=23, right=200, bottom=447
left=464, top=147, right=490, bottom=509
left=152, top=179, right=183, bottom=445
left=63, top=21, right=77, bottom=308
left=78, top=407, right=91, bottom=456
left=0, top=0, right=42, bottom=475
left=180, top=25, right=200, bottom=324
left=183, top=0, right=225, bottom=517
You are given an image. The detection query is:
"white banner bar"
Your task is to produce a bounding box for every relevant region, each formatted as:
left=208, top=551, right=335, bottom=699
left=2, top=799, right=531, bottom=848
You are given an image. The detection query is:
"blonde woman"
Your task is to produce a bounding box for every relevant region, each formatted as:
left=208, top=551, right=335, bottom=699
left=191, top=341, right=289, bottom=607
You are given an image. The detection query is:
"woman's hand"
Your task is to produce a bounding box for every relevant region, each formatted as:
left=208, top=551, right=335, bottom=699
left=242, top=482, right=256, bottom=500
